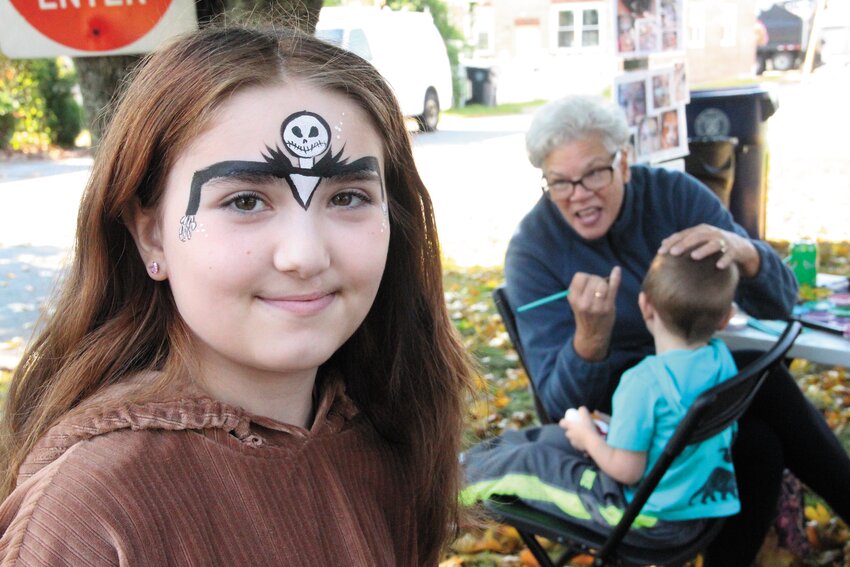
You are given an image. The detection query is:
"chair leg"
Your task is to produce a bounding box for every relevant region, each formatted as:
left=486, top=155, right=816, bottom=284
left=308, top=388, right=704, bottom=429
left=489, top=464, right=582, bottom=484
left=516, top=530, right=557, bottom=567
left=516, top=529, right=592, bottom=567
left=553, top=546, right=587, bottom=567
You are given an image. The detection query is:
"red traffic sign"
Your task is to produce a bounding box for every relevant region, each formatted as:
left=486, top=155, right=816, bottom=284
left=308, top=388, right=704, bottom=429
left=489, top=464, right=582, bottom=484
left=8, top=0, right=172, bottom=52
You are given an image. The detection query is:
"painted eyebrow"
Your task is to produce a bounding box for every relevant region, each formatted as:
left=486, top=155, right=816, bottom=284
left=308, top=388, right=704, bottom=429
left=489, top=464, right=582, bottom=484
left=185, top=155, right=384, bottom=217
left=202, top=171, right=284, bottom=189
left=186, top=161, right=279, bottom=215
left=324, top=156, right=386, bottom=203
left=326, top=167, right=381, bottom=183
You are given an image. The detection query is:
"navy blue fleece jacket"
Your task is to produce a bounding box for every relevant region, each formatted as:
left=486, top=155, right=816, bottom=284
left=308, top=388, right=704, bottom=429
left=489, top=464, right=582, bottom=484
left=504, top=165, right=797, bottom=420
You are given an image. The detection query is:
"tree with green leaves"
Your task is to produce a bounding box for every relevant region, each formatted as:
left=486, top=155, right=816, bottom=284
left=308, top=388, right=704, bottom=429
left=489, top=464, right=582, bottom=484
left=0, top=54, right=82, bottom=151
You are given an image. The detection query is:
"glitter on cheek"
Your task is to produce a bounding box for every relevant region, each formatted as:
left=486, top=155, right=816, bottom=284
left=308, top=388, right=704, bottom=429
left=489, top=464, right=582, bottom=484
left=334, top=112, right=345, bottom=140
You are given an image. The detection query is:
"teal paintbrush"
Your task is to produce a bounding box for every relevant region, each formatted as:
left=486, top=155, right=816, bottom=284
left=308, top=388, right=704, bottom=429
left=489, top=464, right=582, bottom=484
left=517, top=290, right=570, bottom=313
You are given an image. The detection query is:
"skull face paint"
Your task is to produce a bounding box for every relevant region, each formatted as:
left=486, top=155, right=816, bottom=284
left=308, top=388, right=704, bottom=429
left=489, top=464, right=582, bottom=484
left=179, top=110, right=386, bottom=242
left=282, top=111, right=330, bottom=167
left=155, top=81, right=391, bottom=394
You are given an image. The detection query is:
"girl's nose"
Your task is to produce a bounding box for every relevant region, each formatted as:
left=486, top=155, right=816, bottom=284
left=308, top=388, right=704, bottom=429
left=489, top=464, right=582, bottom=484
left=272, top=214, right=331, bottom=279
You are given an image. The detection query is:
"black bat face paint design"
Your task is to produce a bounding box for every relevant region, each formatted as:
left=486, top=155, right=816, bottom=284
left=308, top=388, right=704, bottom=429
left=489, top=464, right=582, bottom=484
left=179, top=110, right=385, bottom=242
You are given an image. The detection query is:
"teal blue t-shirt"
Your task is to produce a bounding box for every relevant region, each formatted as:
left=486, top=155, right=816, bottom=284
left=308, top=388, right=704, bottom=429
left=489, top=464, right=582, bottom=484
left=606, top=338, right=740, bottom=521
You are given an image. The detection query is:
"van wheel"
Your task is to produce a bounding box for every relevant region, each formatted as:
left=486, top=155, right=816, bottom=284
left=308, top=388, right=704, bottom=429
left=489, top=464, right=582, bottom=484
left=417, top=90, right=439, bottom=132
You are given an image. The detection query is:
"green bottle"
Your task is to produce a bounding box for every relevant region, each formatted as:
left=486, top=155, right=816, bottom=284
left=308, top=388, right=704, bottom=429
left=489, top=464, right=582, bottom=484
left=788, top=239, right=818, bottom=287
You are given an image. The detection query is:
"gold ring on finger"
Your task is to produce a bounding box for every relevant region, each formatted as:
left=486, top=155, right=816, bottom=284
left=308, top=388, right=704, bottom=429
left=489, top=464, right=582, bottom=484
left=717, top=239, right=727, bottom=254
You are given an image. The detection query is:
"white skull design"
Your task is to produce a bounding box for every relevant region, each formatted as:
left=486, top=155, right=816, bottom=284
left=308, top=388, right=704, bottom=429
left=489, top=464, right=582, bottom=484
left=282, top=111, right=331, bottom=167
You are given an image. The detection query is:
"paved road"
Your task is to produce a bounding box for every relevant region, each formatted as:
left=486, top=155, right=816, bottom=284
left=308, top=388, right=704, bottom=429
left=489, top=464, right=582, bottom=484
left=412, top=112, right=540, bottom=266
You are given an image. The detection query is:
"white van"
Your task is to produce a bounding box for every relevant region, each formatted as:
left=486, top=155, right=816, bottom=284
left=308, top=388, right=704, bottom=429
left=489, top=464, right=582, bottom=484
left=316, top=6, right=453, bottom=132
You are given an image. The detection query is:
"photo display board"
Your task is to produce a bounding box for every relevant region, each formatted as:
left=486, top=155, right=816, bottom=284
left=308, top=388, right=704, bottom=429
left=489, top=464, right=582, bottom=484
left=615, top=0, right=684, bottom=58
left=615, top=64, right=689, bottom=162
left=613, top=0, right=688, bottom=164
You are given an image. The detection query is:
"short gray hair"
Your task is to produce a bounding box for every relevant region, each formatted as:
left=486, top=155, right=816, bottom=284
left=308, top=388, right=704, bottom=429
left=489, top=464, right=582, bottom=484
left=526, top=95, right=630, bottom=169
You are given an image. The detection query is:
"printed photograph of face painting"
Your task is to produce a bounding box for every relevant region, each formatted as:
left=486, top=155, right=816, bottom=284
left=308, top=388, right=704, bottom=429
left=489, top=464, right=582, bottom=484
left=636, top=115, right=660, bottom=160
left=615, top=74, right=648, bottom=127
left=618, top=0, right=655, bottom=22
left=651, top=72, right=672, bottom=112
left=636, top=18, right=659, bottom=52
left=617, top=14, right=637, bottom=54
left=660, top=109, right=680, bottom=149
left=659, top=0, right=683, bottom=51
left=615, top=0, right=659, bottom=57
left=662, top=29, right=678, bottom=50
left=673, top=61, right=689, bottom=104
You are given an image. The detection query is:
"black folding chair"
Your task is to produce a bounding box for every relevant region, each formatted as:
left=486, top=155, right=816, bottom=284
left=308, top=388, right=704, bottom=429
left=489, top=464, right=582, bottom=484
left=493, top=285, right=553, bottom=424
left=488, top=284, right=802, bottom=566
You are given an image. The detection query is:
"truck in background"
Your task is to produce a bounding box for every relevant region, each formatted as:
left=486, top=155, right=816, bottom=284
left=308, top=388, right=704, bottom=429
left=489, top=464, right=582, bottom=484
left=756, top=1, right=822, bottom=73
left=315, top=6, right=453, bottom=132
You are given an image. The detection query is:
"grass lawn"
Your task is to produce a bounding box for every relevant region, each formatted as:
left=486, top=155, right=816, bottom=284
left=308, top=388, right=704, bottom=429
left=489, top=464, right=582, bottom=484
left=445, top=100, right=548, bottom=118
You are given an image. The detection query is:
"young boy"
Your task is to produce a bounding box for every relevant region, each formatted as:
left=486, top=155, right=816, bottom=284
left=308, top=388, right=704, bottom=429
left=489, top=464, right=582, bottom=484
left=462, top=250, right=740, bottom=545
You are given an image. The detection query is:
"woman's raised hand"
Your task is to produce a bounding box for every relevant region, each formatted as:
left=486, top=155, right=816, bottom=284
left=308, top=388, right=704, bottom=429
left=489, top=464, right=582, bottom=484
left=568, top=266, right=621, bottom=362
left=658, top=223, right=760, bottom=278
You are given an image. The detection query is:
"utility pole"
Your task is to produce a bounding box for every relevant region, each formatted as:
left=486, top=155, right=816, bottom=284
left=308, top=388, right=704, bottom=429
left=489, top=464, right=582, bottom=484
left=802, top=0, right=826, bottom=74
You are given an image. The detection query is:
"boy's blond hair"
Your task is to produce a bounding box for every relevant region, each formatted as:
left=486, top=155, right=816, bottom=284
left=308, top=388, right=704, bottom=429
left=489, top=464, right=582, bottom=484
left=641, top=249, right=739, bottom=343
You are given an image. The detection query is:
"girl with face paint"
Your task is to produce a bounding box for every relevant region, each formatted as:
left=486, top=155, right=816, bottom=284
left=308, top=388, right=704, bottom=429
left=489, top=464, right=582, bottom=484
left=0, top=26, right=473, bottom=566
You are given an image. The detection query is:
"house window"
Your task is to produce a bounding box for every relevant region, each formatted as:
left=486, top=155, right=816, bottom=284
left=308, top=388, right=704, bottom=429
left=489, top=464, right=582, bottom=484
left=582, top=9, right=600, bottom=46
left=686, top=1, right=706, bottom=49
left=471, top=4, right=495, bottom=54
left=718, top=2, right=738, bottom=47
left=557, top=11, right=575, bottom=47
left=477, top=31, right=491, bottom=50
left=553, top=5, right=601, bottom=50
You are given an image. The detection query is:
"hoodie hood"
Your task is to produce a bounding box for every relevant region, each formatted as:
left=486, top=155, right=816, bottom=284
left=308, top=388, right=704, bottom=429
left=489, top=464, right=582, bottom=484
left=16, top=372, right=357, bottom=486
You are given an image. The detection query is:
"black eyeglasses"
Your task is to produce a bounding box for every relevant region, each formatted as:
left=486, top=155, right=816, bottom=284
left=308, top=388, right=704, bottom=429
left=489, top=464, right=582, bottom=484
left=541, top=151, right=621, bottom=200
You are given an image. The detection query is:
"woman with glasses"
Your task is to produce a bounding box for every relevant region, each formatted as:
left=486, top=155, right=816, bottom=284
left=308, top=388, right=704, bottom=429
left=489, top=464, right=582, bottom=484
left=503, top=94, right=850, bottom=565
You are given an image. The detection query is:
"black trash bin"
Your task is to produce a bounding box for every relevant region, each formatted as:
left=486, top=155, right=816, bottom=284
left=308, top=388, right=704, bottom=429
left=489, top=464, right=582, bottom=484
left=466, top=66, right=497, bottom=106
left=685, top=86, right=778, bottom=239
left=684, top=135, right=739, bottom=208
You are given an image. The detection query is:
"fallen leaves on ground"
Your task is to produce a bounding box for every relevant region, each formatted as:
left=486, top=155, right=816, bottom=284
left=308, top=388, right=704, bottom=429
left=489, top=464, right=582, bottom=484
left=444, top=246, right=850, bottom=566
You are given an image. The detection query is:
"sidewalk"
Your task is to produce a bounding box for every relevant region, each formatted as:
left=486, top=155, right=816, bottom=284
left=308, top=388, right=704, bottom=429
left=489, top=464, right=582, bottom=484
left=0, top=162, right=89, bottom=368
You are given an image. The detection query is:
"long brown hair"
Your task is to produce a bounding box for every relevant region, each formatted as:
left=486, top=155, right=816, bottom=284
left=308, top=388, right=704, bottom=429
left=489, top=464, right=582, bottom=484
left=0, top=26, right=472, bottom=563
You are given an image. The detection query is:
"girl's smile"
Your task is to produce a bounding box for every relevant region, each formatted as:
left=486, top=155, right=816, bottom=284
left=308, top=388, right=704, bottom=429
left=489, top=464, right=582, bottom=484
left=257, top=291, right=337, bottom=316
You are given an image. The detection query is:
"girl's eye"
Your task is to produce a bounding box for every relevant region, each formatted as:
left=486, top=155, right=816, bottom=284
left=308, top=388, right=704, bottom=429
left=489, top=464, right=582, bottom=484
left=330, top=190, right=372, bottom=208
left=224, top=192, right=267, bottom=212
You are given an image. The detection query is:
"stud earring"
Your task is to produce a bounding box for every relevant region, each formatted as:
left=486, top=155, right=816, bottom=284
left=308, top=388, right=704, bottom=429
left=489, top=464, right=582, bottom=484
left=148, top=262, right=160, bottom=275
